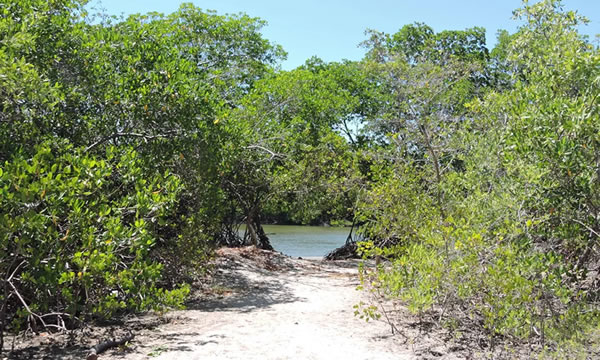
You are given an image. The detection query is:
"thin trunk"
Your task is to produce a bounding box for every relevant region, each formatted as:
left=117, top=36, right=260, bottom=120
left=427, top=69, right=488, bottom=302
left=419, top=122, right=445, bottom=218
left=419, top=121, right=450, bottom=260
left=246, top=217, right=259, bottom=247
left=245, top=209, right=273, bottom=251
left=252, top=219, right=273, bottom=251
left=0, top=281, right=5, bottom=354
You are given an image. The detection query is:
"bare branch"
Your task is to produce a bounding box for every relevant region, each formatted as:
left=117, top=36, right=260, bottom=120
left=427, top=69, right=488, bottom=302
left=245, top=144, right=285, bottom=162
left=85, top=131, right=179, bottom=152
left=573, top=219, right=600, bottom=238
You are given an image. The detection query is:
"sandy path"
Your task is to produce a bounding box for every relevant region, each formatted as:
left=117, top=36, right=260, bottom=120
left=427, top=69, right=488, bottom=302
left=3, top=249, right=417, bottom=360
left=113, top=252, right=414, bottom=360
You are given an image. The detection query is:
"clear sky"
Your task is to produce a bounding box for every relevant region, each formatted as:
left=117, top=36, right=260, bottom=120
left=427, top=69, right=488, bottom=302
left=89, top=0, right=600, bottom=70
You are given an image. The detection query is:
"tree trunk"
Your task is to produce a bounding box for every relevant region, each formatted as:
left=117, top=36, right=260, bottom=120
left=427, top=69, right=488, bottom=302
left=253, top=220, right=273, bottom=251
left=245, top=211, right=273, bottom=251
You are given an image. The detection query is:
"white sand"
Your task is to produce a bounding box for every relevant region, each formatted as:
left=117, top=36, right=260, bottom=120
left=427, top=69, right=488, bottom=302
left=108, top=254, right=414, bottom=360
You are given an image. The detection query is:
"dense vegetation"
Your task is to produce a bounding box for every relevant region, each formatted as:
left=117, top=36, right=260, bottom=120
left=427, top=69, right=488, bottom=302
left=1, top=0, right=598, bottom=356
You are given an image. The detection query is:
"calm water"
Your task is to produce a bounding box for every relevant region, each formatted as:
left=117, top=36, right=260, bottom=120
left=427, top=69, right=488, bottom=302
left=242, top=225, right=351, bottom=257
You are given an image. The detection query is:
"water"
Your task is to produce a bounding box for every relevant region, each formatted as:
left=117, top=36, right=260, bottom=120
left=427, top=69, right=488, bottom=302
left=243, top=225, right=351, bottom=258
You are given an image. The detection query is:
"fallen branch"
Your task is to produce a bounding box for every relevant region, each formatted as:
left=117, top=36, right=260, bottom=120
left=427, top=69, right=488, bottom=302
left=86, top=331, right=134, bottom=360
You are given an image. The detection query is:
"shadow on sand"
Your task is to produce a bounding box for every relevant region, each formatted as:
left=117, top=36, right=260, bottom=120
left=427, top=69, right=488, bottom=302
left=186, top=262, right=306, bottom=313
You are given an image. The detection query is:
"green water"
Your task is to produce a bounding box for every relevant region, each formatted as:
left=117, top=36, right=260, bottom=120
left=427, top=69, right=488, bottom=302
left=245, top=225, right=351, bottom=258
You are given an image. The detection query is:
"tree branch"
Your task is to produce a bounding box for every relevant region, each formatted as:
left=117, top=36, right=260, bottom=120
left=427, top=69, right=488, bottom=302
left=85, top=131, right=179, bottom=152
left=245, top=144, right=285, bottom=162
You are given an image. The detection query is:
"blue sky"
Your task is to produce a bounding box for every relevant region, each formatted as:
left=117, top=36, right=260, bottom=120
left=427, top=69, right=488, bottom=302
left=89, top=0, right=600, bottom=70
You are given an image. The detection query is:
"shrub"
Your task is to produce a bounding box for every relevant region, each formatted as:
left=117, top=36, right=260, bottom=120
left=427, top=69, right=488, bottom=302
left=0, top=141, right=189, bottom=338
